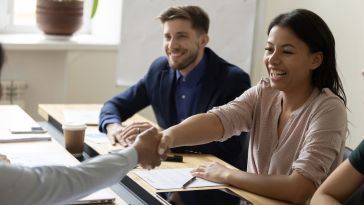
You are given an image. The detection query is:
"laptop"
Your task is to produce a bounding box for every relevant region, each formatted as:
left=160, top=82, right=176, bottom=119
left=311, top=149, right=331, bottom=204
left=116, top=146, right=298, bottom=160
left=71, top=189, right=116, bottom=204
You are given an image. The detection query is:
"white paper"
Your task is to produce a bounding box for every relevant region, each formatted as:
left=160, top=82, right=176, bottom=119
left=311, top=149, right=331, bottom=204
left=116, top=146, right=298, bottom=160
left=134, top=168, right=223, bottom=190
left=85, top=129, right=109, bottom=144
left=4, top=145, right=77, bottom=167
left=63, top=110, right=99, bottom=125
left=0, top=128, right=51, bottom=143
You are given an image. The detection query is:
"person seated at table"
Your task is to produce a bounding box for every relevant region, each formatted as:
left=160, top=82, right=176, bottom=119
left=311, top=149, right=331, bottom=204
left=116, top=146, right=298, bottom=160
left=99, top=5, right=251, bottom=172
left=154, top=9, right=348, bottom=204
left=100, top=6, right=251, bottom=205
left=0, top=43, right=162, bottom=205
left=311, top=71, right=364, bottom=205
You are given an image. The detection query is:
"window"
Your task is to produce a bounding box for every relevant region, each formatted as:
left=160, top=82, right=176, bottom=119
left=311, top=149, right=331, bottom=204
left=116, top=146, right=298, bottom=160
left=0, top=0, right=92, bottom=34
left=13, top=0, right=36, bottom=27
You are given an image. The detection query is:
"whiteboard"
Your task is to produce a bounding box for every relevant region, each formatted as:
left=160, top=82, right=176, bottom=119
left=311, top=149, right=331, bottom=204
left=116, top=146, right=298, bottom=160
left=117, top=0, right=256, bottom=86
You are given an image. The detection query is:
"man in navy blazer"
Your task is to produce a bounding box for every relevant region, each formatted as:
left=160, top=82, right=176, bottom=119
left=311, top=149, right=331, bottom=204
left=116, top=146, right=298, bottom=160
left=99, top=6, right=251, bottom=171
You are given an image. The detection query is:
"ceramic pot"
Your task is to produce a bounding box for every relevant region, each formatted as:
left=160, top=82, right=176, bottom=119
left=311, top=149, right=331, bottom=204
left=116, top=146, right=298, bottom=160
left=36, top=0, right=84, bottom=36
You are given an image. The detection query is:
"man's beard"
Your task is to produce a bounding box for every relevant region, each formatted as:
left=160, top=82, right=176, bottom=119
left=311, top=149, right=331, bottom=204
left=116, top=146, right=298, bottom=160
left=168, top=46, right=199, bottom=71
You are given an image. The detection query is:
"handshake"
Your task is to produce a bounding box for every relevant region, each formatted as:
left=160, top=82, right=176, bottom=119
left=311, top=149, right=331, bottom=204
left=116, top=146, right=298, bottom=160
left=131, top=127, right=172, bottom=170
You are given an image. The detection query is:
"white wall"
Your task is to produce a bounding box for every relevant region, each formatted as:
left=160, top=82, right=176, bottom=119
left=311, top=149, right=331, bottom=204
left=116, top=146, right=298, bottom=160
left=1, top=49, right=156, bottom=122
left=251, top=0, right=364, bottom=148
left=1, top=50, right=116, bottom=119
left=117, top=0, right=256, bottom=85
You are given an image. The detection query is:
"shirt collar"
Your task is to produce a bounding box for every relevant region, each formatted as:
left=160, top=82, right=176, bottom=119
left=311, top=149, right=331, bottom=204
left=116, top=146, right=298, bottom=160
left=175, top=53, right=207, bottom=85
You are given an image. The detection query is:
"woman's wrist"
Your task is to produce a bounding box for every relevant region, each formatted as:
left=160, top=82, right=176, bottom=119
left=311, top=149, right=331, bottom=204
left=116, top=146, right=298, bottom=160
left=221, top=167, right=234, bottom=184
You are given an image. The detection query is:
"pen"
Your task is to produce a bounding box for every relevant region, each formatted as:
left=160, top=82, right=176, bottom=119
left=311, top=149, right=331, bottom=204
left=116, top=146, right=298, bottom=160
left=182, top=176, right=197, bottom=189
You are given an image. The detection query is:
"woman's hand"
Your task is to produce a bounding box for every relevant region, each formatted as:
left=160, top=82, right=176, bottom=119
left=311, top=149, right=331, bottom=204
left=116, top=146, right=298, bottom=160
left=191, top=162, right=232, bottom=184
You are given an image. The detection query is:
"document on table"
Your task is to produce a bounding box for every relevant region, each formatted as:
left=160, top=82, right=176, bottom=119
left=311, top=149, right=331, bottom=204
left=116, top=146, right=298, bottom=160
left=85, top=129, right=109, bottom=144
left=0, top=128, right=51, bottom=143
left=5, top=148, right=77, bottom=166
left=63, top=109, right=99, bottom=125
left=134, top=168, right=223, bottom=190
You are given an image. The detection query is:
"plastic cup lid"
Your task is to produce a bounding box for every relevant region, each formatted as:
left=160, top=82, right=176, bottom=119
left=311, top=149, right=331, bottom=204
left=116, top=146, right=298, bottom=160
left=62, top=122, right=87, bottom=130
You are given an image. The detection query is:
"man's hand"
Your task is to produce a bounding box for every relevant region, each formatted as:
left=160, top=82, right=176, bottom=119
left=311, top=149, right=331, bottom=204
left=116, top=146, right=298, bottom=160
left=118, top=122, right=154, bottom=147
left=106, top=122, right=154, bottom=147
left=133, top=127, right=162, bottom=169
left=0, top=153, right=10, bottom=164
left=106, top=123, right=124, bottom=146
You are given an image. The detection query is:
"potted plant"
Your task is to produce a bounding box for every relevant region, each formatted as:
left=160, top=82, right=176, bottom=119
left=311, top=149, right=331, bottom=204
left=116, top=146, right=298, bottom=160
left=36, top=0, right=98, bottom=36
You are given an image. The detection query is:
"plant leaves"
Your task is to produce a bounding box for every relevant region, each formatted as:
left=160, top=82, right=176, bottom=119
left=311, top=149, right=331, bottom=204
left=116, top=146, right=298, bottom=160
left=91, top=0, right=99, bottom=18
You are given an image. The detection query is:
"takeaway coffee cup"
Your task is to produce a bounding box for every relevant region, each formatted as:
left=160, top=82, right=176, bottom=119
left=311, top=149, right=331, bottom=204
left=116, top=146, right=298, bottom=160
left=62, top=122, right=87, bottom=157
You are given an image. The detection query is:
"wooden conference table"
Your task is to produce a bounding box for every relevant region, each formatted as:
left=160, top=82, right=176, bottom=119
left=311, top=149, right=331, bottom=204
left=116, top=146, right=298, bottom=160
left=0, top=105, right=126, bottom=205
left=38, top=104, right=292, bottom=205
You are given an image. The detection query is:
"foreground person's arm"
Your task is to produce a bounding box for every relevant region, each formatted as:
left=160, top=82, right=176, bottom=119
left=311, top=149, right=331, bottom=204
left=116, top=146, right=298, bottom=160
left=0, top=127, right=161, bottom=205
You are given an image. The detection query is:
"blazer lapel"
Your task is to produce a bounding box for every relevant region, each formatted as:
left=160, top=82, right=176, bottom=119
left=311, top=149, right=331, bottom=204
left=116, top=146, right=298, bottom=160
left=195, top=48, right=220, bottom=114
left=196, top=73, right=217, bottom=114
left=160, top=68, right=177, bottom=125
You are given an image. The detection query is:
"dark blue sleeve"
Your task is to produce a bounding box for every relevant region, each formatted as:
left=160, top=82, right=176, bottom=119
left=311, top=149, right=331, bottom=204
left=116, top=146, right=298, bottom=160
left=98, top=57, right=167, bottom=133
left=349, top=140, right=364, bottom=175
left=98, top=77, right=150, bottom=133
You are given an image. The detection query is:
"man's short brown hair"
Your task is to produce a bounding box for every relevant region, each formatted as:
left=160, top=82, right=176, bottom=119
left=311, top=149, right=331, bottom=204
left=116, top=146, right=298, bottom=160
left=158, top=5, right=209, bottom=34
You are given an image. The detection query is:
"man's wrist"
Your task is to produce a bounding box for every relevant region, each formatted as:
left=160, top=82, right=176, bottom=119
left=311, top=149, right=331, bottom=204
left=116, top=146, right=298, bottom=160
left=102, top=118, right=122, bottom=133
left=106, top=123, right=122, bottom=133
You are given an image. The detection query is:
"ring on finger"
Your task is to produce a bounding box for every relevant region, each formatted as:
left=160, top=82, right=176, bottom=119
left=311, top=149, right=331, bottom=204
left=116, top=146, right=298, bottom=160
left=137, top=128, right=141, bottom=134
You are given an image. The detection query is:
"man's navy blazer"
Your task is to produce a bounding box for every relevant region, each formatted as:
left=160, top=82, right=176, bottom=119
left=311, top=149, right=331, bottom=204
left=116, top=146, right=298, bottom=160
left=100, top=48, right=251, bottom=169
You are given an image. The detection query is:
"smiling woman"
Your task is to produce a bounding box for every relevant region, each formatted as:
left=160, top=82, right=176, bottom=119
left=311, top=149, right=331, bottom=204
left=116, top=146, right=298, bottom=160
left=155, top=8, right=348, bottom=204
left=263, top=26, right=323, bottom=97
